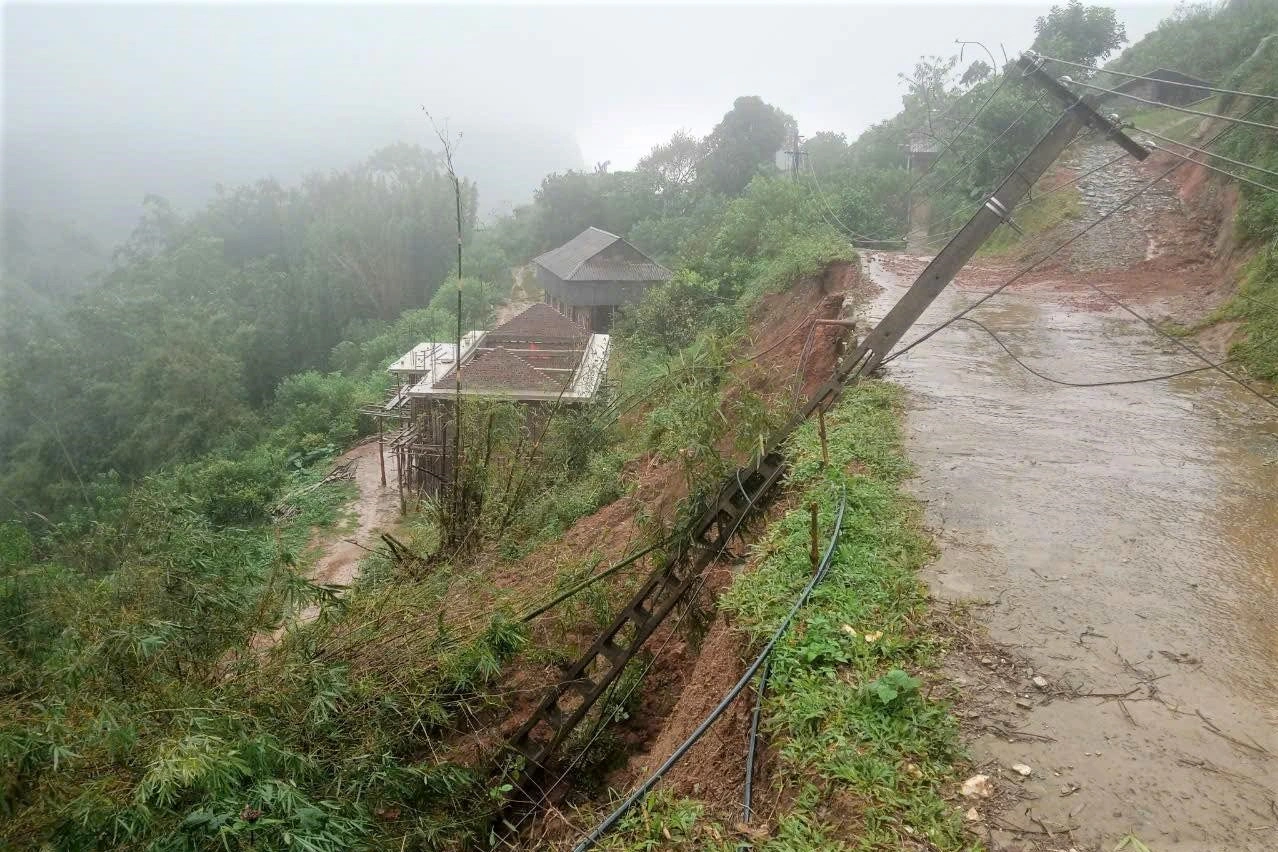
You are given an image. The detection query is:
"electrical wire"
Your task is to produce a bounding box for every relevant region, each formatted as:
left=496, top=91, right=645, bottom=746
left=887, top=104, right=1278, bottom=414
left=1134, top=126, right=1278, bottom=182
left=927, top=95, right=1054, bottom=199
left=1035, top=53, right=1278, bottom=105
left=920, top=150, right=1129, bottom=252
left=905, top=69, right=1016, bottom=197
left=804, top=156, right=906, bottom=245
left=1142, top=140, right=1278, bottom=196
left=500, top=460, right=773, bottom=841
left=741, top=657, right=771, bottom=825
left=1066, top=78, right=1278, bottom=133
left=885, top=104, right=1259, bottom=366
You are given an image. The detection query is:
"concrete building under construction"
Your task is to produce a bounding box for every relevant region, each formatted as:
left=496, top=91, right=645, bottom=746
left=382, top=303, right=609, bottom=496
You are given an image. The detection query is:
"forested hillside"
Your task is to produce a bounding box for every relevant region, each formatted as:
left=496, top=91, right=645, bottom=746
left=0, top=86, right=891, bottom=848
left=5, top=1, right=1276, bottom=847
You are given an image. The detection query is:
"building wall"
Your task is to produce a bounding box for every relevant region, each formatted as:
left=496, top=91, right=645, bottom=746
left=536, top=266, right=661, bottom=331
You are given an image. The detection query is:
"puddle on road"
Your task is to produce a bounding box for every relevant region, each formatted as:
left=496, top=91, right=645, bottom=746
left=864, top=252, right=1277, bottom=849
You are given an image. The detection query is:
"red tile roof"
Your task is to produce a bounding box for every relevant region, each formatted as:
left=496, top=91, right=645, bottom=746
left=488, top=302, right=587, bottom=343
left=433, top=346, right=566, bottom=395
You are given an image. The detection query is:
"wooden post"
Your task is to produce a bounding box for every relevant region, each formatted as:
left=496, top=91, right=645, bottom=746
left=809, top=502, right=819, bottom=572
left=817, top=408, right=829, bottom=469
left=397, top=448, right=406, bottom=516
left=377, top=415, right=387, bottom=487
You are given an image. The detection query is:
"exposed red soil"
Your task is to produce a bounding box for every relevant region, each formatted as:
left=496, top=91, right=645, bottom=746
left=441, top=261, right=866, bottom=846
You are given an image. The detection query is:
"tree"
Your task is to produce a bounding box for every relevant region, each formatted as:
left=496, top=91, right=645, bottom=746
left=1031, top=0, right=1127, bottom=69
left=637, top=130, right=706, bottom=211
left=960, top=59, right=993, bottom=87
left=699, top=96, right=793, bottom=196
left=898, top=55, right=959, bottom=138
left=802, top=131, right=852, bottom=178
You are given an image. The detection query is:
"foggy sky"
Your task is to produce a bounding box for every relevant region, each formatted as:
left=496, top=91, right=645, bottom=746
left=3, top=2, right=1176, bottom=241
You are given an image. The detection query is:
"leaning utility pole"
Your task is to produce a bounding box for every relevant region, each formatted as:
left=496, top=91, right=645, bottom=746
left=493, top=54, right=1148, bottom=844
left=826, top=54, right=1148, bottom=387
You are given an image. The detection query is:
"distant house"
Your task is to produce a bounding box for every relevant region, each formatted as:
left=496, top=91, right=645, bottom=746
left=531, top=227, right=672, bottom=332
left=1105, top=68, right=1214, bottom=108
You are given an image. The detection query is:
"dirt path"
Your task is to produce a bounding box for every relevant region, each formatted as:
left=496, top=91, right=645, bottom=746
left=865, top=247, right=1277, bottom=850
left=296, top=440, right=401, bottom=620
left=252, top=441, right=400, bottom=649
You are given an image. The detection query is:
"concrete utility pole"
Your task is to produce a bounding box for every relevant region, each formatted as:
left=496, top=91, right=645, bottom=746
left=832, top=54, right=1148, bottom=384
left=784, top=130, right=806, bottom=181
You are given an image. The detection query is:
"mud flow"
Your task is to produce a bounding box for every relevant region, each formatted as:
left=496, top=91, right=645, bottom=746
left=865, top=251, right=1277, bottom=851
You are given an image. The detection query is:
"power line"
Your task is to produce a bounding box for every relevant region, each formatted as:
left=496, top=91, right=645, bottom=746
left=886, top=113, right=1231, bottom=359
left=571, top=486, right=848, bottom=852
left=1065, top=78, right=1278, bottom=133
left=1035, top=53, right=1278, bottom=105
left=804, top=156, right=905, bottom=245
left=1075, top=283, right=1278, bottom=412
left=886, top=104, right=1278, bottom=414
left=921, top=149, right=1129, bottom=249
left=1135, top=126, right=1278, bottom=182
left=926, top=95, right=1054, bottom=199
left=501, top=450, right=787, bottom=842
left=905, top=69, right=1015, bottom=196
left=1141, top=139, right=1278, bottom=197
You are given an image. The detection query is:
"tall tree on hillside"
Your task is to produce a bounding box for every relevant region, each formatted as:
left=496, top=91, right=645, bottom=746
left=1031, top=0, right=1127, bottom=68
left=898, top=55, right=959, bottom=138
left=637, top=130, right=706, bottom=211
left=803, top=131, right=853, bottom=178
left=699, top=96, right=794, bottom=196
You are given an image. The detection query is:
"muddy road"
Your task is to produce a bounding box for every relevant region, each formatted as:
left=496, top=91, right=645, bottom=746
left=865, top=251, right=1277, bottom=851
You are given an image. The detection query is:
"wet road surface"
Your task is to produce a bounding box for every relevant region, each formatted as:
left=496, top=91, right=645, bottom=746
left=865, top=251, right=1277, bottom=851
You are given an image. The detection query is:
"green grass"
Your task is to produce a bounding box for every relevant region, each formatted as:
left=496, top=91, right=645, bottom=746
left=978, top=181, right=1081, bottom=257
left=597, top=383, right=973, bottom=852
left=1121, top=95, right=1222, bottom=141
left=1211, top=245, right=1278, bottom=382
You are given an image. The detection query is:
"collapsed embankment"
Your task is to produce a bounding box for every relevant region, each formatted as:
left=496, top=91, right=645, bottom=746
left=477, top=260, right=991, bottom=852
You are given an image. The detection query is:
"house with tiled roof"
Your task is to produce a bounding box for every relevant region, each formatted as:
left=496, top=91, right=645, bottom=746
left=381, top=303, right=610, bottom=493
left=531, top=227, right=672, bottom=332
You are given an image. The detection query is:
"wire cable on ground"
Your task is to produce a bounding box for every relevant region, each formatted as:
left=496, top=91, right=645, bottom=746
left=1065, top=78, right=1278, bottom=133
left=1035, top=53, right=1278, bottom=105
left=571, top=486, right=848, bottom=852
left=955, top=317, right=1225, bottom=387
left=518, top=538, right=669, bottom=622
left=741, top=657, right=771, bottom=825
left=1071, top=281, right=1278, bottom=413
left=500, top=439, right=790, bottom=841
left=887, top=104, right=1278, bottom=414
